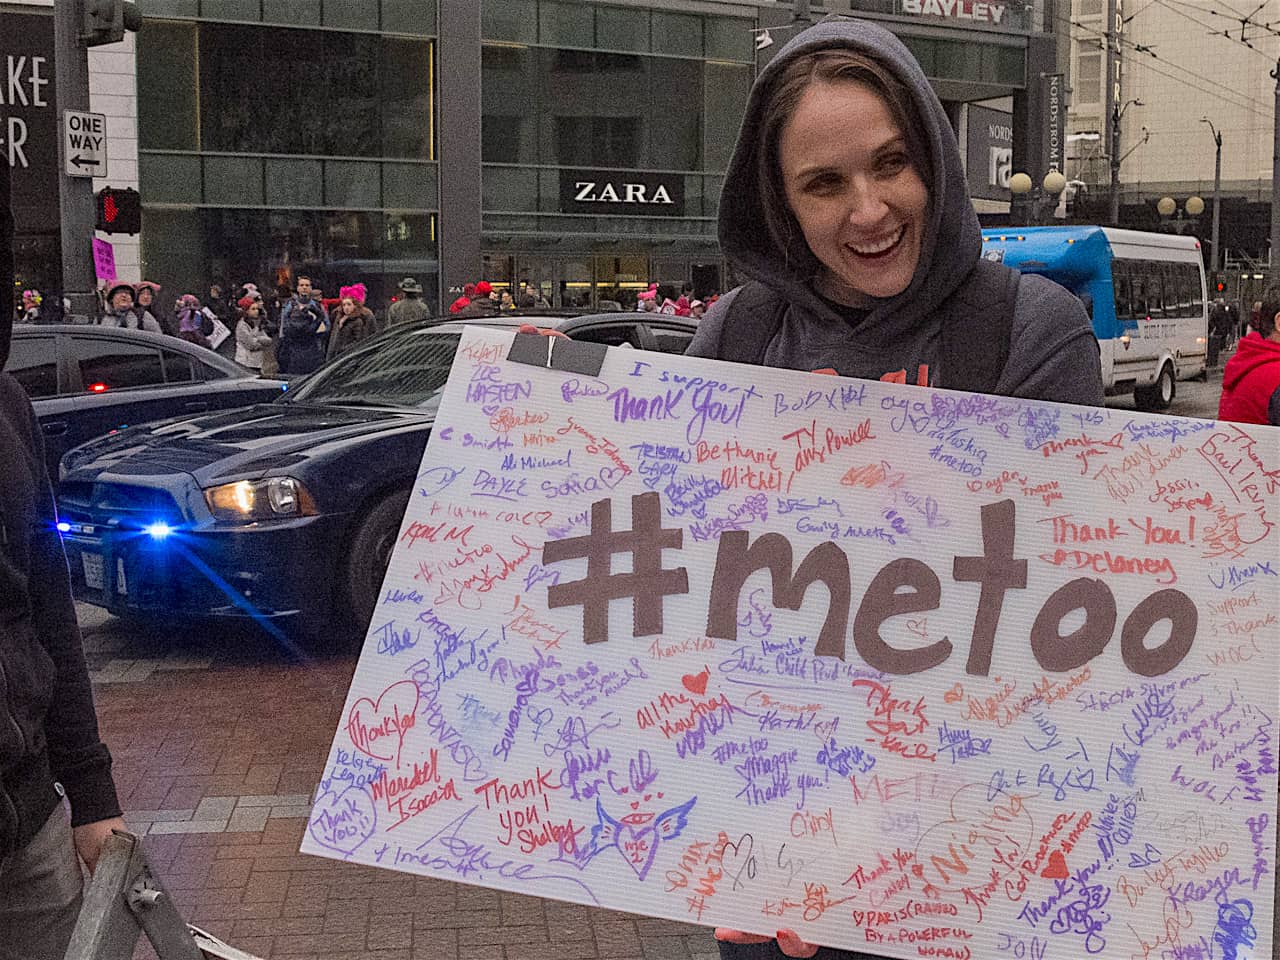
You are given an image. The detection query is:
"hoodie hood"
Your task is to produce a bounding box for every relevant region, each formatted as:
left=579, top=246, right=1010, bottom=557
left=718, top=17, right=980, bottom=346
left=1222, top=331, right=1280, bottom=391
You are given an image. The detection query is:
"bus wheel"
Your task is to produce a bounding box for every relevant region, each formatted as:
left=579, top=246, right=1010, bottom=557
left=1135, top=363, right=1175, bottom=412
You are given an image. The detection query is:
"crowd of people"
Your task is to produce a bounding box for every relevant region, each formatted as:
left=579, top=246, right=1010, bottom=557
left=14, top=275, right=434, bottom=377
left=447, top=279, right=550, bottom=314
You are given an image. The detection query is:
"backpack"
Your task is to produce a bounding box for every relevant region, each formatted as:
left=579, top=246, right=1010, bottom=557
left=716, top=258, right=1021, bottom=393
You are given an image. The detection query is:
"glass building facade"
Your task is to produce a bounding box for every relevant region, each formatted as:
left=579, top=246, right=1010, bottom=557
left=476, top=2, right=753, bottom=307
left=136, top=3, right=438, bottom=309
left=126, top=0, right=1056, bottom=313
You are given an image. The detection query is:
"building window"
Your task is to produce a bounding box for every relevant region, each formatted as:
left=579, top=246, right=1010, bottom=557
left=1076, top=51, right=1102, bottom=105
left=483, top=45, right=706, bottom=171
left=141, top=22, right=433, bottom=159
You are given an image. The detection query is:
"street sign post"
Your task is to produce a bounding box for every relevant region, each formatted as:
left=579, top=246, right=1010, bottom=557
left=62, top=110, right=107, bottom=178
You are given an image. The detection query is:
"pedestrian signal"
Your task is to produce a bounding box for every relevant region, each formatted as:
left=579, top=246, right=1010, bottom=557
left=94, top=187, right=141, bottom=235
left=1216, top=281, right=1225, bottom=293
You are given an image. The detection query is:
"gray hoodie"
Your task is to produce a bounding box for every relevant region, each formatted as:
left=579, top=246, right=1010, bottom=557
left=688, top=18, right=1103, bottom=408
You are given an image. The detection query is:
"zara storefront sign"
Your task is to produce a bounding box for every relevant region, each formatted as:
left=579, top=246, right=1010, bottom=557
left=559, top=169, right=686, bottom=217
left=899, top=0, right=1008, bottom=24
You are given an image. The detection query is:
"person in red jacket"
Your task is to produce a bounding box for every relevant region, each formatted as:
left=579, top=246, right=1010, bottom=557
left=1219, top=285, right=1280, bottom=426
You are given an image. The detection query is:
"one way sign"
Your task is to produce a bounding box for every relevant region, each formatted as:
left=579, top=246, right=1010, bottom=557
left=63, top=110, right=108, bottom=178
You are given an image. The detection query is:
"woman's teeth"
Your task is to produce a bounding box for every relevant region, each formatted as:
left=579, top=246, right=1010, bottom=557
left=848, top=226, right=905, bottom=256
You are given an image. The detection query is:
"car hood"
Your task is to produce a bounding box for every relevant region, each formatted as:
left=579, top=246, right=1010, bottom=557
left=60, top=402, right=432, bottom=484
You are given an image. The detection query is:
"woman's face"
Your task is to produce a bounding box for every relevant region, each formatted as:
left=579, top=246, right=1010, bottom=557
left=138, top=288, right=153, bottom=306
left=341, top=297, right=358, bottom=315
left=778, top=80, right=928, bottom=306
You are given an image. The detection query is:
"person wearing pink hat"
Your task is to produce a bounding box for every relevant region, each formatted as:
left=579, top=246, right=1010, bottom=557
left=19, top=289, right=42, bottom=324
left=132, top=280, right=169, bottom=335
left=326, top=283, right=376, bottom=359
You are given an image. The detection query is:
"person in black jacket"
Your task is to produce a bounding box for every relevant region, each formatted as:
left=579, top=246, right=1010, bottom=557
left=0, top=296, right=125, bottom=957
left=277, top=274, right=329, bottom=374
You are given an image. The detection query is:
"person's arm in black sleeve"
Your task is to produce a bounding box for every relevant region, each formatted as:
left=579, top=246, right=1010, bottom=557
left=1269, top=384, right=1280, bottom=427
left=23, top=398, right=121, bottom=831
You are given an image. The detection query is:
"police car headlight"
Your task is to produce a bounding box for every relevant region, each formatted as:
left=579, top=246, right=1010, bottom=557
left=204, top=478, right=317, bottom=522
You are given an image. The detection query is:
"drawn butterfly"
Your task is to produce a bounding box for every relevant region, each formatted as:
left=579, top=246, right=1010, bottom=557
left=590, top=795, right=697, bottom=881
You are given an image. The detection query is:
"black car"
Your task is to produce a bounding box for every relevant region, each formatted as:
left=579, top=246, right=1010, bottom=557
left=55, top=313, right=699, bottom=642
left=5, top=324, right=287, bottom=479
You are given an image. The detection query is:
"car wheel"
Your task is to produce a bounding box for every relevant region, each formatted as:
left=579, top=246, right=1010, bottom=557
left=343, top=488, right=411, bottom=643
left=1134, top=363, right=1175, bottom=412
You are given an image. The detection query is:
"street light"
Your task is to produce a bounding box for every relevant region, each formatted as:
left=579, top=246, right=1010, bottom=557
left=1010, top=171, right=1068, bottom=225
left=1156, top=196, right=1205, bottom=235
left=1110, top=98, right=1144, bottom=225
left=1200, top=117, right=1223, bottom=274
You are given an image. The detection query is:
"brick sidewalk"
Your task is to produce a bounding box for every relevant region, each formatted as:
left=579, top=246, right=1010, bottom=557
left=81, top=608, right=721, bottom=960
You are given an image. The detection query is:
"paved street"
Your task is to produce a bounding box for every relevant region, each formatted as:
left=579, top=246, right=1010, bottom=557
left=80, top=363, right=1228, bottom=960
left=80, top=604, right=722, bottom=960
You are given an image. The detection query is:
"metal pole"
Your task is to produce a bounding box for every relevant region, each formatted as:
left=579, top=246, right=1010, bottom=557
left=1211, top=131, right=1222, bottom=274
left=52, top=0, right=99, bottom=321
left=1272, top=59, right=1280, bottom=273
left=1109, top=107, right=1122, bottom=225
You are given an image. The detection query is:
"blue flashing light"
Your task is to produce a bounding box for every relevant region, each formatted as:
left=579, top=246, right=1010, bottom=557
left=56, top=521, right=71, bottom=533
left=280, top=383, right=288, bottom=392
left=144, top=521, right=173, bottom=540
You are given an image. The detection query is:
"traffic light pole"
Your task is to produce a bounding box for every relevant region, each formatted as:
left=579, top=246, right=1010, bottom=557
left=53, top=1, right=100, bottom=321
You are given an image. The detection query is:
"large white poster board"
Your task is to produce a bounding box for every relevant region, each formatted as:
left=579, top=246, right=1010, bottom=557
left=302, top=326, right=1279, bottom=958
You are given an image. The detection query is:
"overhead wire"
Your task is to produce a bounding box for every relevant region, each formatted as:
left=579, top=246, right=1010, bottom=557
left=1160, top=0, right=1280, bottom=38
left=1060, top=10, right=1276, bottom=117
left=1151, top=0, right=1277, bottom=56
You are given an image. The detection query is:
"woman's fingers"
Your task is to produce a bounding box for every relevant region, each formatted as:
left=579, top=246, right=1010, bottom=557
left=712, top=928, right=774, bottom=945
left=776, top=929, right=820, bottom=958
left=711, top=927, right=818, bottom=957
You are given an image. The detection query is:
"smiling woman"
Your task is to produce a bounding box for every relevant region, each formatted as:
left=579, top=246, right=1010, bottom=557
left=682, top=15, right=1108, bottom=960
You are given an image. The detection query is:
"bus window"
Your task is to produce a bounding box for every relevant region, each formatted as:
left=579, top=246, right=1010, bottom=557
left=1186, top=263, right=1204, bottom=316
left=1176, top=263, right=1197, bottom=316
left=1112, top=259, right=1133, bottom=322
left=1145, top=261, right=1165, bottom=320
left=1167, top=264, right=1183, bottom=317
left=1131, top=271, right=1149, bottom=321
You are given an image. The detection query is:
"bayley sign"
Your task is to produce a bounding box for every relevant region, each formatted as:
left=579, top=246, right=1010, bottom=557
left=900, top=0, right=1008, bottom=24
left=559, top=169, right=686, bottom=217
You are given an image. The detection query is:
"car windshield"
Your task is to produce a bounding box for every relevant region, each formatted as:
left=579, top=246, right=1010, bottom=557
left=284, top=330, right=461, bottom=409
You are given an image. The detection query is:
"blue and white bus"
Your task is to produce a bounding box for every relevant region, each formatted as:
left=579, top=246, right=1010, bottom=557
left=980, top=226, right=1208, bottom=411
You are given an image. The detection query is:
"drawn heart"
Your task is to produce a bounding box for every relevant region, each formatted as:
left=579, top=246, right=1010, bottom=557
left=346, top=680, right=420, bottom=765
left=681, top=668, right=710, bottom=696
left=1041, top=850, right=1070, bottom=880
left=307, top=787, right=377, bottom=858
left=813, top=717, right=840, bottom=742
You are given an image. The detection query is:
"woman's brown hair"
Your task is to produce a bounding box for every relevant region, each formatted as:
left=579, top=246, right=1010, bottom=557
left=755, top=49, right=933, bottom=274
